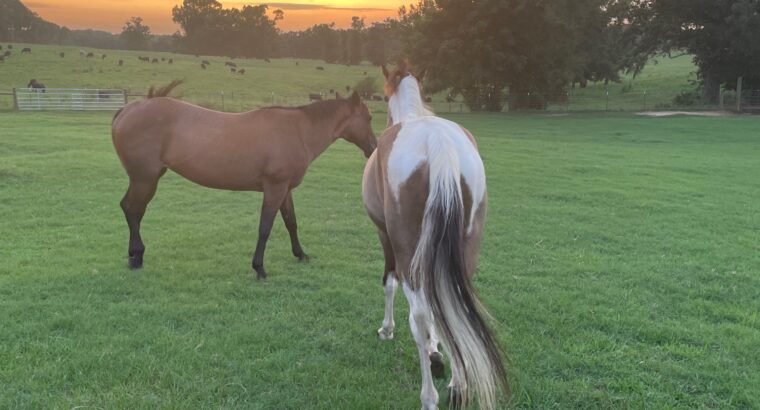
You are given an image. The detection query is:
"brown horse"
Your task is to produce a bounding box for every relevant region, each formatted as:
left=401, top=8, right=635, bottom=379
left=112, top=81, right=376, bottom=279
left=362, top=63, right=507, bottom=409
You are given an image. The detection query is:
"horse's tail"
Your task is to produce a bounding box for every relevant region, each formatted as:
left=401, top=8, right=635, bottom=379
left=410, top=140, right=507, bottom=410
left=147, top=79, right=184, bottom=99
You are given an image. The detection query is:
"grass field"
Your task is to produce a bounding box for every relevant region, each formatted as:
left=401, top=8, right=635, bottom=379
left=2, top=108, right=759, bottom=409
left=0, top=43, right=702, bottom=112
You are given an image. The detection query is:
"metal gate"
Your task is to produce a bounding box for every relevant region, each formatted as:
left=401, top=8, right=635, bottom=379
left=14, top=88, right=126, bottom=111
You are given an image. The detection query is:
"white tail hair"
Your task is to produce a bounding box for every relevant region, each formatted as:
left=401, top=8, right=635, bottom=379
left=410, top=139, right=508, bottom=410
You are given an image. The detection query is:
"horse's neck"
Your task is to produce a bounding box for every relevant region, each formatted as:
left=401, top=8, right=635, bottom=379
left=302, top=105, right=350, bottom=163
left=391, top=92, right=432, bottom=125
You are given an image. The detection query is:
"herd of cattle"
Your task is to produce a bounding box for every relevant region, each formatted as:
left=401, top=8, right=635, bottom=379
left=2, top=44, right=439, bottom=103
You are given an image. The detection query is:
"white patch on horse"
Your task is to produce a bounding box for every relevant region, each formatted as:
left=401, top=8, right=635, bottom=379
left=387, top=117, right=486, bottom=233
left=388, top=75, right=433, bottom=125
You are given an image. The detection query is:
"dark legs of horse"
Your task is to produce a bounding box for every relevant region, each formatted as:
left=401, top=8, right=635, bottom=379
left=252, top=184, right=289, bottom=280
left=120, top=173, right=162, bottom=269
left=279, top=191, right=308, bottom=261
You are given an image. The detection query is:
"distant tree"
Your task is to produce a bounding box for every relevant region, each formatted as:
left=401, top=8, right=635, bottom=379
left=624, top=0, right=760, bottom=103
left=120, top=17, right=151, bottom=50
left=348, top=16, right=364, bottom=65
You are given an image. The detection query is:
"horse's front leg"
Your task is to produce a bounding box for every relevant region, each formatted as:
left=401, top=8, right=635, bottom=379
left=279, top=190, right=308, bottom=261
left=252, top=183, right=289, bottom=280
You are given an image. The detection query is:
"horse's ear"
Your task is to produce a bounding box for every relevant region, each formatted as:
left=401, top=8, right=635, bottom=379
left=416, top=68, right=427, bottom=82
left=381, top=64, right=389, bottom=79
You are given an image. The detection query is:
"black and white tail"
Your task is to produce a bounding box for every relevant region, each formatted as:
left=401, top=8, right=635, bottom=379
left=410, top=142, right=508, bottom=410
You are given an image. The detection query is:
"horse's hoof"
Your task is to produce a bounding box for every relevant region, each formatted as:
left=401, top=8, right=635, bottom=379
left=297, top=253, right=310, bottom=262
left=128, top=255, right=143, bottom=269
left=447, top=386, right=465, bottom=409
left=430, top=352, right=445, bottom=379
left=377, top=327, right=394, bottom=341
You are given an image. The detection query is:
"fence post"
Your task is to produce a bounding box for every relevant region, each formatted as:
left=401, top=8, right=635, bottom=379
left=220, top=90, right=225, bottom=111
left=123, top=89, right=128, bottom=105
left=605, top=88, right=609, bottom=112
left=643, top=89, right=647, bottom=111
left=736, top=76, right=743, bottom=112
left=12, top=88, right=18, bottom=110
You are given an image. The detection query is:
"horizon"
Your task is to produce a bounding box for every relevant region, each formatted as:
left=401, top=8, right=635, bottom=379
left=25, top=1, right=405, bottom=34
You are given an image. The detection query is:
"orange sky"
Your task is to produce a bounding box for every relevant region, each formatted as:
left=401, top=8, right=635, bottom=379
left=25, top=1, right=405, bottom=34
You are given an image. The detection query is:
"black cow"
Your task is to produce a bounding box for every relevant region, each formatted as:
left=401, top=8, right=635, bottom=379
left=59, top=51, right=65, bottom=58
left=230, top=67, right=237, bottom=73
left=101, top=54, right=107, bottom=59
left=316, top=66, right=325, bottom=71
left=264, top=58, right=271, bottom=63
left=371, top=94, right=383, bottom=101
left=168, top=58, right=173, bottom=64
left=3, top=51, right=10, bottom=57
left=86, top=52, right=94, bottom=58
left=21, top=47, right=31, bottom=54
left=152, top=58, right=159, bottom=63
left=201, top=63, right=207, bottom=70
left=225, top=61, right=237, bottom=67
left=118, top=59, right=124, bottom=66
left=238, top=68, right=245, bottom=75
left=161, top=57, right=166, bottom=61
left=27, top=79, right=45, bottom=92
left=7, top=45, right=13, bottom=49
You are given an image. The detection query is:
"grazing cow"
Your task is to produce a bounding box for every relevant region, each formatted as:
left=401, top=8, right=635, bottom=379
left=202, top=60, right=210, bottom=65
left=27, top=79, right=45, bottom=92
left=225, top=61, right=237, bottom=67
left=316, top=66, right=325, bottom=71
left=295, top=62, right=299, bottom=66
left=3, top=51, right=10, bottom=57
left=201, top=63, right=207, bottom=70
left=21, top=47, right=31, bottom=54
left=371, top=94, right=383, bottom=101
left=152, top=58, right=159, bottom=63
left=102, top=54, right=107, bottom=59
left=329, top=89, right=335, bottom=94
left=7, top=45, right=12, bottom=49
left=308, top=93, right=322, bottom=101
left=238, top=69, right=245, bottom=75
left=161, top=57, right=166, bottom=61
left=86, top=52, right=94, bottom=58
left=118, top=59, right=124, bottom=66
left=446, top=94, right=455, bottom=103
left=363, top=71, right=367, bottom=75
left=168, top=58, right=173, bottom=64
left=59, top=51, right=65, bottom=58
left=345, top=85, right=351, bottom=92
left=264, top=58, right=271, bottom=63
left=230, top=67, right=237, bottom=73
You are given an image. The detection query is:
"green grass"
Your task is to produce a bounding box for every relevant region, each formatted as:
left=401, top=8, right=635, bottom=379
left=0, top=43, right=703, bottom=112
left=1, top=110, right=759, bottom=409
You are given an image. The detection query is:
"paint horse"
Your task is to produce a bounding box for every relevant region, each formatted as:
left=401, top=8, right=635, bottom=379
left=112, top=81, right=377, bottom=278
left=362, top=63, right=508, bottom=409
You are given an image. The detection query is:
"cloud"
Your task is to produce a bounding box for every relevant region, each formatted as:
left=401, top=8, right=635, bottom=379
left=256, top=3, right=392, bottom=11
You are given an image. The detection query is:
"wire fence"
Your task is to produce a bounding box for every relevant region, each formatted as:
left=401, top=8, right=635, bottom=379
left=1, top=88, right=757, bottom=113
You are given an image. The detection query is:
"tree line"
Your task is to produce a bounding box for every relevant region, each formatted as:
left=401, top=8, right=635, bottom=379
left=3, top=0, right=758, bottom=111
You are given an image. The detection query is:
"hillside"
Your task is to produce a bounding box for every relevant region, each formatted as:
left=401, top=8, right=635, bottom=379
left=0, top=42, right=701, bottom=112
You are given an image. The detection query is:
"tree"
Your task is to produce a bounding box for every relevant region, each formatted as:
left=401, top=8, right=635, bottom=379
left=120, top=17, right=151, bottom=50
left=399, top=0, right=634, bottom=111
left=625, top=0, right=760, bottom=103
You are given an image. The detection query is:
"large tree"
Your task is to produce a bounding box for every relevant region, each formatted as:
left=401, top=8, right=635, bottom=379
left=399, top=0, right=633, bottom=111
left=120, top=17, right=151, bottom=50
left=625, top=0, right=760, bottom=103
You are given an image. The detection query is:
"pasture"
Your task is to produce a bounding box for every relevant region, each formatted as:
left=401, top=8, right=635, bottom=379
left=1, top=109, right=759, bottom=409
left=0, top=43, right=700, bottom=112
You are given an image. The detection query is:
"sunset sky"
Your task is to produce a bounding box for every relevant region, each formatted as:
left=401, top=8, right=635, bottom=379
left=25, top=1, right=406, bottom=34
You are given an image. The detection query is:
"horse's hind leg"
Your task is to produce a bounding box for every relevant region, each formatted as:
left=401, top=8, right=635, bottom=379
left=120, top=171, right=164, bottom=269
left=279, top=190, right=308, bottom=261
left=377, top=229, right=397, bottom=340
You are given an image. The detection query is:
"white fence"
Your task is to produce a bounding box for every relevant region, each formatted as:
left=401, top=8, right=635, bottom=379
left=14, top=88, right=126, bottom=111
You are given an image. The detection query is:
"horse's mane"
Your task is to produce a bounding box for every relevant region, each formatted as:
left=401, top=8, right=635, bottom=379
left=147, top=79, right=184, bottom=99
left=262, top=99, right=350, bottom=123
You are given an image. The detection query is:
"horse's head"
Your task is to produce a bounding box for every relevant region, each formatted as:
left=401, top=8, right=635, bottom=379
left=382, top=60, right=429, bottom=125
left=340, top=91, right=377, bottom=158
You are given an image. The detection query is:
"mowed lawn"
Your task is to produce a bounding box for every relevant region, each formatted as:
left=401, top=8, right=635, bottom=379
left=1, top=111, right=759, bottom=409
